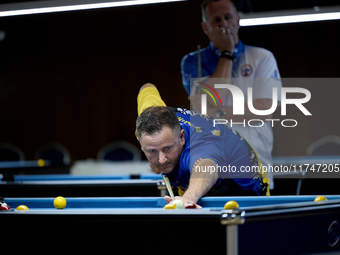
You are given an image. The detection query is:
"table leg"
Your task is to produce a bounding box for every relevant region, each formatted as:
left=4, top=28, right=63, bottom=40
left=160, top=189, right=167, bottom=197
left=157, top=180, right=167, bottom=197
left=226, top=225, right=238, bottom=255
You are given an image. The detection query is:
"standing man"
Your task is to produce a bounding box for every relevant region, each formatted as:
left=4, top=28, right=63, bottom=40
left=181, top=0, right=282, bottom=189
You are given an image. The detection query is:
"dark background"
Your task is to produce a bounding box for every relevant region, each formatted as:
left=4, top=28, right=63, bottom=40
left=0, top=0, right=339, bottom=160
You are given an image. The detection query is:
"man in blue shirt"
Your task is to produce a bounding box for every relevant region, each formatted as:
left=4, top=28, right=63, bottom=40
left=136, top=83, right=269, bottom=208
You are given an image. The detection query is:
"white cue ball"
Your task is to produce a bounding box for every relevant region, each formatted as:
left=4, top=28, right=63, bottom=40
left=172, top=199, right=184, bottom=209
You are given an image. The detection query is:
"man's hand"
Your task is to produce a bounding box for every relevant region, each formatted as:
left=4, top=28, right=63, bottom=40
left=208, top=27, right=235, bottom=52
left=164, top=195, right=202, bottom=209
left=188, top=80, right=213, bottom=115
left=188, top=80, right=202, bottom=113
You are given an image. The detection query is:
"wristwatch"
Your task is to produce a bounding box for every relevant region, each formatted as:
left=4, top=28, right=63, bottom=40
left=220, top=51, right=235, bottom=61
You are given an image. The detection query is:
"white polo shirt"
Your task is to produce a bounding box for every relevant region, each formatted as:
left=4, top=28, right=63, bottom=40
left=181, top=41, right=282, bottom=189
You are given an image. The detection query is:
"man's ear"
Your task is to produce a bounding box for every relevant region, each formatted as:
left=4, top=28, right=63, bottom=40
left=201, top=21, right=209, bottom=36
left=137, top=137, right=144, bottom=152
left=180, top=129, right=185, bottom=145
left=236, top=13, right=241, bottom=30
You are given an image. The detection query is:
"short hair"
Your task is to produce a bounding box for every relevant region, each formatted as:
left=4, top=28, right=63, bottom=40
left=136, top=106, right=181, bottom=139
left=201, top=0, right=238, bottom=22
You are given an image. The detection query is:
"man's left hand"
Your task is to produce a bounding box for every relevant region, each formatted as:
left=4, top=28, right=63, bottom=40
left=164, top=195, right=202, bottom=209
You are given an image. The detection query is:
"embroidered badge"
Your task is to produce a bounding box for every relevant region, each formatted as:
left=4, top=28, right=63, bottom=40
left=241, top=64, right=253, bottom=77
left=211, top=129, right=220, bottom=136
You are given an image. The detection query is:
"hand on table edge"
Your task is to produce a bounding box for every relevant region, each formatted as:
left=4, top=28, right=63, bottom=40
left=164, top=195, right=202, bottom=209
left=163, top=158, right=219, bottom=209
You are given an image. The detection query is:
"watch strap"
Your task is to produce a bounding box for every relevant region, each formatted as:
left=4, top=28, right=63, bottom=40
left=220, top=51, right=235, bottom=61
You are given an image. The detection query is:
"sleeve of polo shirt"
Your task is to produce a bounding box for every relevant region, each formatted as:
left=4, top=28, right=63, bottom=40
left=137, top=87, right=167, bottom=116
left=253, top=48, right=282, bottom=103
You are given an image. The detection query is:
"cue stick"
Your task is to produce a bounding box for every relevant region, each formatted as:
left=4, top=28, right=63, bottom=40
left=196, top=44, right=204, bottom=113
left=197, top=45, right=201, bottom=83
left=197, top=45, right=202, bottom=95
left=162, top=175, right=175, bottom=202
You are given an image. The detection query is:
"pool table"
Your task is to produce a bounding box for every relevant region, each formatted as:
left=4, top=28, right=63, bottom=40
left=2, top=196, right=340, bottom=255
left=0, top=174, right=166, bottom=197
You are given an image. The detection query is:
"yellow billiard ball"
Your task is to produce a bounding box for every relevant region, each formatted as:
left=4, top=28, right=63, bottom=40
left=314, top=196, right=327, bottom=202
left=16, top=205, right=29, bottom=210
left=54, top=196, right=67, bottom=209
left=163, top=203, right=177, bottom=209
left=224, top=200, right=239, bottom=210
left=37, top=159, right=46, bottom=167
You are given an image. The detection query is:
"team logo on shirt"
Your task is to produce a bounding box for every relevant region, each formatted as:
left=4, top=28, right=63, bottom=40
left=177, top=116, right=202, bottom=132
left=241, top=64, right=253, bottom=77
left=211, top=129, right=220, bottom=136
left=271, top=69, right=280, bottom=80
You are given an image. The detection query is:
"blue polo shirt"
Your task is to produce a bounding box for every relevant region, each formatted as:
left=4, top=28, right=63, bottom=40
left=164, top=107, right=266, bottom=195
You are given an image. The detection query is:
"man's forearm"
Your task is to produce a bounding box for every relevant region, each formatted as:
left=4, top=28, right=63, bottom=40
left=210, top=58, right=233, bottom=79
left=200, top=58, right=233, bottom=106
left=182, top=158, right=219, bottom=204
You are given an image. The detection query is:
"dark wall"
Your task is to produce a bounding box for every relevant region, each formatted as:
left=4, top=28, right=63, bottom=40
left=0, top=0, right=339, bottom=160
